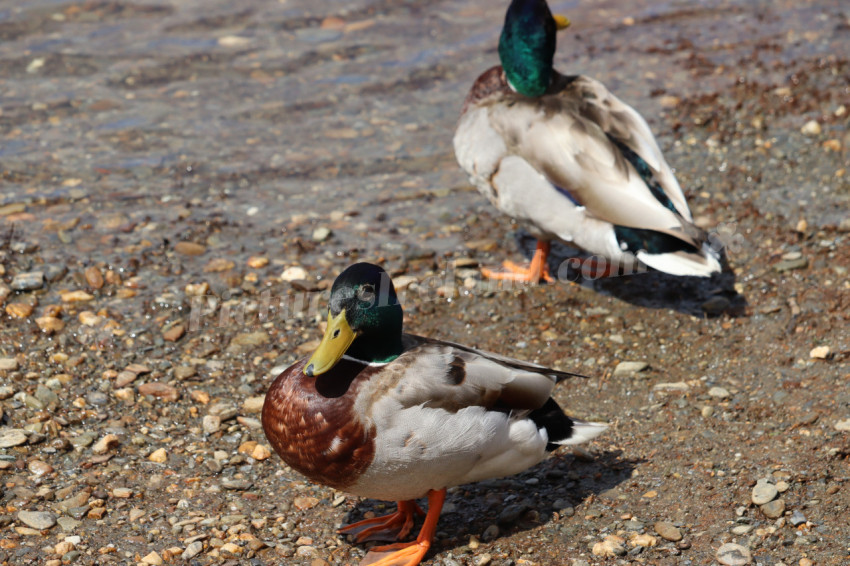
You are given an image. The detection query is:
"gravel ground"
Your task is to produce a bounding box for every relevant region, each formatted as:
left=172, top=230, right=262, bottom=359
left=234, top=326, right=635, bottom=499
left=1, top=1, right=849, bottom=565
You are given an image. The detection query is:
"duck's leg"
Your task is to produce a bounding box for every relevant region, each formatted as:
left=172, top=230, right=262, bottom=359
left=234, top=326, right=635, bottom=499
left=339, top=500, right=425, bottom=543
left=359, top=489, right=446, bottom=566
left=481, top=240, right=554, bottom=283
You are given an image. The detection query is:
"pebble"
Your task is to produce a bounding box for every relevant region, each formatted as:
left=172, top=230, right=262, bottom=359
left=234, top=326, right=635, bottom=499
left=28, top=460, right=53, bottom=476
left=0, top=357, right=19, bottom=371
left=592, top=535, right=626, bottom=557
left=708, top=386, right=731, bottom=399
left=203, top=258, right=234, bottom=272
left=654, top=521, right=683, bottom=541
left=141, top=551, right=163, bottom=565
left=281, top=266, right=308, bottom=282
left=716, top=542, right=752, bottom=565
left=311, top=227, right=332, bottom=242
left=183, top=541, right=203, bottom=559
left=148, top=448, right=167, bottom=463
left=36, top=316, right=65, bottom=334
left=789, top=510, right=806, bottom=526
left=174, top=241, right=206, bottom=256
left=752, top=480, right=778, bottom=505
left=613, top=361, right=649, bottom=377
left=630, top=533, right=657, bottom=547
left=242, top=396, right=265, bottom=413
left=774, top=257, right=808, bottom=272
left=0, top=428, right=28, bottom=448
left=221, top=478, right=252, bottom=490
left=203, top=415, right=221, bottom=433
left=91, top=434, right=120, bottom=454
left=162, top=324, right=185, bottom=342
left=760, top=498, right=785, bottom=519
left=732, top=525, right=753, bottom=535
left=84, top=266, right=104, bottom=289
left=293, top=496, right=319, bottom=510
left=17, top=511, right=57, bottom=530
left=652, top=382, right=689, bottom=392
left=11, top=271, right=45, bottom=291
left=835, top=419, right=850, bottom=432
left=60, top=290, right=94, bottom=302
left=6, top=302, right=34, bottom=318
left=138, top=382, right=180, bottom=402
left=800, top=119, right=821, bottom=136
left=809, top=345, right=830, bottom=359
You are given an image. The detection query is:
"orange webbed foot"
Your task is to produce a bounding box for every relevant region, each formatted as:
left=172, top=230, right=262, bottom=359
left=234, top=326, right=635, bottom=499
left=339, top=500, right=425, bottom=543
left=480, top=240, right=554, bottom=283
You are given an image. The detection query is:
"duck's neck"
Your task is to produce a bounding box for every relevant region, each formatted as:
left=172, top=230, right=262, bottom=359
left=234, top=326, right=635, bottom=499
left=498, top=0, right=557, bottom=97
left=346, top=331, right=403, bottom=365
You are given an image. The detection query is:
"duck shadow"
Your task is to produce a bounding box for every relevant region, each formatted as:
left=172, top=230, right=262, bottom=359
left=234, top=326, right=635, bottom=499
left=514, top=231, right=748, bottom=318
left=343, top=449, right=640, bottom=557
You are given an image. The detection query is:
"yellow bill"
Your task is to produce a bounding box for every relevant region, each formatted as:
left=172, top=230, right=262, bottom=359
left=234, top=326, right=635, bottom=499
left=304, top=311, right=358, bottom=376
left=554, top=14, right=571, bottom=30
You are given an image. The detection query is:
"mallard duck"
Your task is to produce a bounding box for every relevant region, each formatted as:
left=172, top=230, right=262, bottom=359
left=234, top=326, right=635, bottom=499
left=262, top=262, right=607, bottom=566
left=454, top=0, right=721, bottom=282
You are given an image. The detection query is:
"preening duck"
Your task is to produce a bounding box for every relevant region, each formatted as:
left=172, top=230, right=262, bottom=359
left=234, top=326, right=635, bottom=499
left=454, top=0, right=721, bottom=282
left=262, top=262, right=607, bottom=566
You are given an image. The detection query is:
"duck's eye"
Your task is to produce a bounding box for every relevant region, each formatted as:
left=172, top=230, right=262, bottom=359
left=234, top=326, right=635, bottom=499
left=357, top=284, right=375, bottom=305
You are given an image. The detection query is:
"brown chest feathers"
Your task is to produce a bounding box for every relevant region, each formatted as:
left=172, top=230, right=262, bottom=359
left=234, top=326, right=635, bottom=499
left=261, top=357, right=377, bottom=490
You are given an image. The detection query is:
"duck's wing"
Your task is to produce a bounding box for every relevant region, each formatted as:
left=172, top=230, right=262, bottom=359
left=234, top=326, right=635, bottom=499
left=389, top=334, right=581, bottom=414
left=487, top=74, right=696, bottom=240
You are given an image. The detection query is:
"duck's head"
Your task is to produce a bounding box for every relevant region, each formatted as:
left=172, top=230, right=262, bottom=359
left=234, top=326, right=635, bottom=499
left=499, top=0, right=570, bottom=97
left=304, top=263, right=404, bottom=377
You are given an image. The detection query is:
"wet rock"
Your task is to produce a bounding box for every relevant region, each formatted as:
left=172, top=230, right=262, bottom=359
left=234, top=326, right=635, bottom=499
left=716, top=542, right=751, bottom=565
left=281, top=266, right=308, bottom=281
left=654, top=521, right=683, bottom=541
left=162, top=324, right=185, bottom=342
left=202, top=415, right=221, bottom=434
left=11, top=271, right=45, bottom=291
left=148, top=448, right=167, bottom=463
left=17, top=510, right=56, bottom=530
left=613, top=361, right=649, bottom=377
left=0, top=428, right=28, bottom=448
left=84, top=266, right=104, bottom=289
left=708, top=386, right=731, bottom=399
left=174, top=242, right=206, bottom=256
left=774, top=257, right=808, bottom=272
left=138, top=382, right=180, bottom=402
left=221, top=478, right=253, bottom=490
left=227, top=331, right=270, bottom=353
left=91, top=434, right=120, bottom=454
left=183, top=541, right=203, bottom=559
left=311, top=227, right=332, bottom=242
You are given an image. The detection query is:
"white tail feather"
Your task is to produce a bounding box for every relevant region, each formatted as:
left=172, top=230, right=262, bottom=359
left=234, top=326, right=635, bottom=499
left=556, top=419, right=609, bottom=446
left=636, top=245, right=721, bottom=277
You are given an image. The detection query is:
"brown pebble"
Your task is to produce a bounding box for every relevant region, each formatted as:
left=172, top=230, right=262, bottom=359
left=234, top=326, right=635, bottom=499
left=84, top=266, right=104, bottom=289
left=36, top=316, right=65, bottom=334
left=203, top=258, right=235, bottom=272
left=162, top=324, right=185, bottom=342
left=6, top=302, right=34, bottom=318
left=190, top=390, right=210, bottom=404
left=293, top=496, right=320, bottom=510
left=138, top=382, right=180, bottom=402
left=60, top=290, right=95, bottom=302
left=174, top=241, right=206, bottom=256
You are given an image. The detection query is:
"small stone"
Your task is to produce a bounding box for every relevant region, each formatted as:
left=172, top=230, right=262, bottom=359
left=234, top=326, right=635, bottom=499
left=774, top=257, right=808, bottom=272
left=630, top=534, right=657, bottom=547
left=162, top=324, right=185, bottom=342
left=221, top=478, right=253, bottom=490
left=800, top=558, right=814, bottom=566
left=184, top=282, right=209, bottom=296
left=60, top=290, right=94, bottom=302
left=247, top=256, right=269, bottom=268
left=202, top=415, right=221, bottom=434
left=752, top=481, right=778, bottom=505
left=17, top=510, right=56, bottom=530
left=835, top=419, right=850, bottom=432
left=84, top=266, right=104, bottom=289
left=243, top=396, right=265, bottom=413
left=701, top=406, right=715, bottom=417
left=203, top=258, right=235, bottom=272
left=293, top=496, right=320, bottom=510
left=36, top=316, right=65, bottom=334
left=481, top=524, right=499, bottom=542
left=251, top=444, right=271, bottom=461
left=708, top=386, right=731, bottom=399
left=732, top=525, right=753, bottom=535
left=141, top=551, right=163, bottom=565
left=760, top=498, right=785, bottom=519
left=11, top=271, right=45, bottom=291
left=91, top=434, right=120, bottom=454
left=592, top=536, right=627, bottom=557
left=78, top=311, right=101, bottom=326
left=0, top=357, right=19, bottom=371
left=6, top=302, right=34, bottom=318
left=174, top=242, right=206, bottom=256
left=183, top=541, right=203, bottom=559
left=190, top=390, right=210, bottom=404
left=789, top=510, right=806, bottom=526
left=809, top=345, right=830, bottom=359
left=138, top=382, right=180, bottom=402
left=613, top=361, right=649, bottom=377
left=311, top=227, right=331, bottom=242
left=148, top=448, right=167, bottom=463
left=56, top=517, right=81, bottom=532
left=28, top=460, right=53, bottom=476
left=112, top=488, right=132, bottom=499
left=174, top=365, right=197, bottom=380
left=0, top=428, right=28, bottom=448
left=280, top=266, right=308, bottom=281
left=800, top=120, right=821, bottom=136
left=652, top=382, right=689, bottom=392
left=221, top=542, right=241, bottom=554
left=654, top=521, right=683, bottom=542
left=55, top=540, right=75, bottom=555
left=716, top=542, right=752, bottom=565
